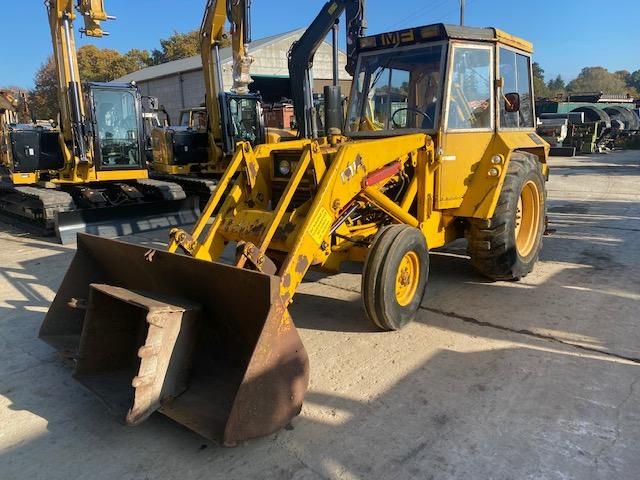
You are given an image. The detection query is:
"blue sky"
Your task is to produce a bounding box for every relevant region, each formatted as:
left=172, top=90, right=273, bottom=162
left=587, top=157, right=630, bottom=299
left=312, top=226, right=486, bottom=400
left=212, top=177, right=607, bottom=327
left=1, top=0, right=638, bottom=88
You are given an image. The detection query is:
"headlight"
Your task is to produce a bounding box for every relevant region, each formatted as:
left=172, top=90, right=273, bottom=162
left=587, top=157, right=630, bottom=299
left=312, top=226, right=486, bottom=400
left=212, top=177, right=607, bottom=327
left=278, top=159, right=292, bottom=175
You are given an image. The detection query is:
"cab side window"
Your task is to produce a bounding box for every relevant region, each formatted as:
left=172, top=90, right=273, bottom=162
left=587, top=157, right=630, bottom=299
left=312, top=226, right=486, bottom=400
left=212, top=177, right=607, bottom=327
left=499, top=48, right=534, bottom=128
left=446, top=46, right=492, bottom=130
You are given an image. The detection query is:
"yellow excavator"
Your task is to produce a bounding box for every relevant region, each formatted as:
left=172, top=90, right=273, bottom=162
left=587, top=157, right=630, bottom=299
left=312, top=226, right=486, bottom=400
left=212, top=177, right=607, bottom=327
left=42, top=0, right=549, bottom=446
left=150, top=0, right=296, bottom=206
left=0, top=0, right=196, bottom=243
left=151, top=0, right=262, bottom=198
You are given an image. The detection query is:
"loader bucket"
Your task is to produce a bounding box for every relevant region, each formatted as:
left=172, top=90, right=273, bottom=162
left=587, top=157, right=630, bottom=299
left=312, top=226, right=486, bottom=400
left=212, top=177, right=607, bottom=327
left=55, top=197, right=200, bottom=245
left=40, top=233, right=309, bottom=446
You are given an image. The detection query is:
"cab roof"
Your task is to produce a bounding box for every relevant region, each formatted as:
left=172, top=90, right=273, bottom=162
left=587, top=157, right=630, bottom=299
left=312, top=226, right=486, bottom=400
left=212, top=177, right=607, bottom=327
left=357, top=23, right=533, bottom=54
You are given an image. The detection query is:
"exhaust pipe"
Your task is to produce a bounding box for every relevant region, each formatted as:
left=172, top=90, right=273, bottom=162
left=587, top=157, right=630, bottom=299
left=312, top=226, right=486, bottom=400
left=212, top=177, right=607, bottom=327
left=40, top=234, right=309, bottom=446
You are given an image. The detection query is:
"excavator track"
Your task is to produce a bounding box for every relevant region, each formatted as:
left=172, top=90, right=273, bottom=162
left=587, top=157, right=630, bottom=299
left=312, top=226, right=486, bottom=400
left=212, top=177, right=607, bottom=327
left=0, top=182, right=75, bottom=236
left=149, top=174, right=218, bottom=209
left=137, top=178, right=189, bottom=201
left=0, top=179, right=200, bottom=244
left=55, top=179, right=200, bottom=244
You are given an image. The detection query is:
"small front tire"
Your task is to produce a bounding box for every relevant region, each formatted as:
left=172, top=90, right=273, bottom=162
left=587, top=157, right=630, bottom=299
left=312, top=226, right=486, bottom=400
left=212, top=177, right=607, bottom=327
left=362, top=225, right=429, bottom=331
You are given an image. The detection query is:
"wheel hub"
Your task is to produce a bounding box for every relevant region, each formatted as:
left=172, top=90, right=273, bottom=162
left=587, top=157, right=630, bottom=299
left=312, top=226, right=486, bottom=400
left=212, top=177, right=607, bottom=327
left=515, top=180, right=541, bottom=257
left=395, top=251, right=420, bottom=306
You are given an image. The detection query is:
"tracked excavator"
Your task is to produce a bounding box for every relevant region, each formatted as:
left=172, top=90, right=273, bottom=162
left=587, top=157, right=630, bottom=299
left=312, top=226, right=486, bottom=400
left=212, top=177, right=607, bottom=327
left=41, top=0, right=549, bottom=446
left=150, top=0, right=295, bottom=207
left=0, top=0, right=196, bottom=243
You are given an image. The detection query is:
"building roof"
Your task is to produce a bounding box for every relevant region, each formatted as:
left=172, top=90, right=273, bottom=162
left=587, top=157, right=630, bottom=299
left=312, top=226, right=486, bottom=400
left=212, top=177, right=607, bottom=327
left=116, top=29, right=307, bottom=83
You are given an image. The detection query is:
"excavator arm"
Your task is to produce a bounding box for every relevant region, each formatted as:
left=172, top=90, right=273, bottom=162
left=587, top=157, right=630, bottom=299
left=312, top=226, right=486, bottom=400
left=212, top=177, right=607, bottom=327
left=200, top=0, right=255, bottom=164
left=289, top=0, right=366, bottom=138
left=46, top=0, right=113, bottom=165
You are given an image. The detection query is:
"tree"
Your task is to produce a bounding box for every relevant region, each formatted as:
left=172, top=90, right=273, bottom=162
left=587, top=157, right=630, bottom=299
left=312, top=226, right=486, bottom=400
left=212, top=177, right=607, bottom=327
left=150, top=29, right=231, bottom=65
left=547, top=75, right=565, bottom=96
left=615, top=70, right=631, bottom=85
left=76, top=45, right=126, bottom=82
left=30, top=57, right=58, bottom=120
left=566, top=67, right=630, bottom=94
left=151, top=30, right=200, bottom=64
left=629, top=70, right=640, bottom=91
left=116, top=49, right=152, bottom=75
left=532, top=62, right=550, bottom=98
left=30, top=46, right=153, bottom=119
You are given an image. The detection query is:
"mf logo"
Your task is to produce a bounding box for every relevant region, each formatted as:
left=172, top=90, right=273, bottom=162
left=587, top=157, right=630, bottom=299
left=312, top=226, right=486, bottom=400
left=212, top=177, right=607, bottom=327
left=379, top=29, right=415, bottom=47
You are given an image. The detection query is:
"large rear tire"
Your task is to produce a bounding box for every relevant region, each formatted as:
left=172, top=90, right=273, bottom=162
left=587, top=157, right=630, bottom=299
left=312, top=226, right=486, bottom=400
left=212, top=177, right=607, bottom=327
left=362, top=225, right=429, bottom=331
left=468, top=151, right=546, bottom=280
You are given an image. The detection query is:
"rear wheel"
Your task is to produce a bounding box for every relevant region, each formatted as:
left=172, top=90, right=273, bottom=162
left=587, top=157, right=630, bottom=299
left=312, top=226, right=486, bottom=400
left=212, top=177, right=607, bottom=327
left=362, top=225, right=429, bottom=331
left=468, top=151, right=546, bottom=280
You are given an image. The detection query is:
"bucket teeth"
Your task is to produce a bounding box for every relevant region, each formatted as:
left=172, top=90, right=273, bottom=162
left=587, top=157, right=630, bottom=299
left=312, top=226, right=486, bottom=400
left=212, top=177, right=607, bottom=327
left=73, top=284, right=201, bottom=426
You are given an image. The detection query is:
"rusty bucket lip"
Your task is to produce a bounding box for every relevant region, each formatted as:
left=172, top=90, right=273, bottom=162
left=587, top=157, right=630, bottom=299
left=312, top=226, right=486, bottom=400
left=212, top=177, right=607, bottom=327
left=40, top=232, right=310, bottom=445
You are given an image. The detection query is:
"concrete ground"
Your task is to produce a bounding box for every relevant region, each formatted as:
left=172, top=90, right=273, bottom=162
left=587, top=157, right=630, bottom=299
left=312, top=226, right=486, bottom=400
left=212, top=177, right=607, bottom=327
left=0, top=150, right=639, bottom=479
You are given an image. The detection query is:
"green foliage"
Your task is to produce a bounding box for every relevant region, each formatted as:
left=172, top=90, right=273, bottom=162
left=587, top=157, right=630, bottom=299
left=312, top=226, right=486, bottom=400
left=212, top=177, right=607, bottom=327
left=151, top=30, right=200, bottom=65
left=630, top=70, right=640, bottom=91
left=532, top=62, right=550, bottom=98
left=30, top=46, right=153, bottom=119
left=566, top=67, right=631, bottom=95
left=149, top=29, right=231, bottom=65
left=547, top=75, right=565, bottom=97
left=29, top=57, right=58, bottom=120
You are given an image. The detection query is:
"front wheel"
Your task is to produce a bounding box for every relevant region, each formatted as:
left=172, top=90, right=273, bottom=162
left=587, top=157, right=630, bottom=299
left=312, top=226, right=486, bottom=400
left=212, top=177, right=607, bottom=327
left=468, top=151, right=546, bottom=280
left=362, top=225, right=429, bottom=331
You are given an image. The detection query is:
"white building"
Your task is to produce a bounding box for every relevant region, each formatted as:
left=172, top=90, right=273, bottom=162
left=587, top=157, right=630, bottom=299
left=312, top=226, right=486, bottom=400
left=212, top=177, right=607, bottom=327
left=115, top=29, right=352, bottom=121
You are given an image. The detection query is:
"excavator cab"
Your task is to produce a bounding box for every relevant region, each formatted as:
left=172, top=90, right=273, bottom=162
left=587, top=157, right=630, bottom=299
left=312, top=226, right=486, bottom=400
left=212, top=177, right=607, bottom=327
left=151, top=93, right=266, bottom=175
left=87, top=83, right=146, bottom=170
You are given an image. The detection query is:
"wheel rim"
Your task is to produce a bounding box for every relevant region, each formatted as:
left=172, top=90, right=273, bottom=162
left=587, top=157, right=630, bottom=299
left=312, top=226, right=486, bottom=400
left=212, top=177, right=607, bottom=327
left=515, top=180, right=541, bottom=257
left=395, top=251, right=420, bottom=307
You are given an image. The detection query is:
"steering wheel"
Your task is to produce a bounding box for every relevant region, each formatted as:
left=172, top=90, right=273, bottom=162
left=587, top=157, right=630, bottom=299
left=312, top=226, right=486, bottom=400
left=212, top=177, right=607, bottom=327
left=391, top=107, right=433, bottom=129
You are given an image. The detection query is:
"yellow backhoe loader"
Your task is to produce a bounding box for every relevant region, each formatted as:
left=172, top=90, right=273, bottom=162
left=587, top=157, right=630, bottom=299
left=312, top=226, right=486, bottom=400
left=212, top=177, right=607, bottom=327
left=41, top=0, right=549, bottom=446
left=0, top=0, right=196, bottom=243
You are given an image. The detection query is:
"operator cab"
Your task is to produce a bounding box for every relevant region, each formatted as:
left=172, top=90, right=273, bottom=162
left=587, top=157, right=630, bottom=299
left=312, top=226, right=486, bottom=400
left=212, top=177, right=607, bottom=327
left=88, top=83, right=145, bottom=170
left=220, top=93, right=266, bottom=153
left=346, top=23, right=536, bottom=138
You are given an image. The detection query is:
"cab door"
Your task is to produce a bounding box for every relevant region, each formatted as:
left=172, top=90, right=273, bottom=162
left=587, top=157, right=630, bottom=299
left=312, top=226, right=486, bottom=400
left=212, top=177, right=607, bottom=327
left=436, top=43, right=495, bottom=210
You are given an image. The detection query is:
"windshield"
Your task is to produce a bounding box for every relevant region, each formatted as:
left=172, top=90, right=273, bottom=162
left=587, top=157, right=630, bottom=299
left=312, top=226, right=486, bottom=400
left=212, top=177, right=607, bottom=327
left=347, top=44, right=445, bottom=133
left=93, top=88, right=141, bottom=168
left=180, top=110, right=207, bottom=129
left=228, top=97, right=262, bottom=145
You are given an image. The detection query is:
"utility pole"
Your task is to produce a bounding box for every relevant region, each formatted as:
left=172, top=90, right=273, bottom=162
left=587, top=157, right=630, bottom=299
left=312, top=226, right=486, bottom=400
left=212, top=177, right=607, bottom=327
left=460, top=0, right=465, bottom=26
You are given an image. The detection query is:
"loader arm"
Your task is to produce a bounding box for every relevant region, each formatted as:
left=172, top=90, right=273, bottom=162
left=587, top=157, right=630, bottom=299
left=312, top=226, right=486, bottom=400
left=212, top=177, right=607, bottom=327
left=169, top=133, right=435, bottom=306
left=289, top=0, right=366, bottom=138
